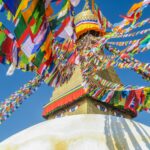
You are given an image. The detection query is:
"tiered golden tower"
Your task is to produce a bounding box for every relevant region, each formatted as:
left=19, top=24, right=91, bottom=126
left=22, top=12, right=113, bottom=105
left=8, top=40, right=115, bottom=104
left=42, top=1, right=136, bottom=120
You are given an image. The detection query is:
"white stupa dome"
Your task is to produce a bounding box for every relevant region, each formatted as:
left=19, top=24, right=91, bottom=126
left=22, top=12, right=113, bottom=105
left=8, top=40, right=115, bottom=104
left=0, top=114, right=150, bottom=150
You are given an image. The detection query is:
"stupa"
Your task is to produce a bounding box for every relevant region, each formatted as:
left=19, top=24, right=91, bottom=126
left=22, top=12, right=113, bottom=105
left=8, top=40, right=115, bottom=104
left=42, top=0, right=136, bottom=120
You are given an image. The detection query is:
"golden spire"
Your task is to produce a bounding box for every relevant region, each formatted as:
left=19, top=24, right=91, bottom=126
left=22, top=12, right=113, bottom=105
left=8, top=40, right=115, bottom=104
left=83, top=0, right=90, bottom=10
left=83, top=0, right=95, bottom=11
left=74, top=0, right=102, bottom=38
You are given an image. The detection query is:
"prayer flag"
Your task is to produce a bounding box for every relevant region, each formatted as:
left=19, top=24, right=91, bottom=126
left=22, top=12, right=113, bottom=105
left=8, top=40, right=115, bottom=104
left=3, top=0, right=21, bottom=15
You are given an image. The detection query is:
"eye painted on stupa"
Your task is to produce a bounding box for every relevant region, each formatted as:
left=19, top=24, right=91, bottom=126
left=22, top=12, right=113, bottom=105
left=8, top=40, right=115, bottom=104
left=114, top=112, right=123, bottom=118
left=68, top=105, right=80, bottom=112
left=55, top=113, right=64, bottom=118
left=96, top=104, right=107, bottom=112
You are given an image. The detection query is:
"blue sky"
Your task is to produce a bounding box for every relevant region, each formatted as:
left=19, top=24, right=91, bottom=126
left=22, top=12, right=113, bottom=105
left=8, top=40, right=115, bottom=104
left=0, top=0, right=150, bottom=141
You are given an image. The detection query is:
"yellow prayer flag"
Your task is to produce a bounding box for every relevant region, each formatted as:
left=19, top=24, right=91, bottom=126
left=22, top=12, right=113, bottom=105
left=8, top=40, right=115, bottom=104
left=22, top=0, right=39, bottom=23
left=128, top=2, right=143, bottom=15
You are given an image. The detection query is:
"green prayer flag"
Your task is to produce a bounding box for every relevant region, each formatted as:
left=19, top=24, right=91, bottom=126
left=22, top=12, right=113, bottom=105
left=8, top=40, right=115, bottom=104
left=14, top=15, right=27, bottom=39
left=110, top=91, right=121, bottom=105
left=0, top=32, right=6, bottom=46
left=21, top=54, right=29, bottom=65
left=33, top=50, right=44, bottom=67
left=144, top=92, right=150, bottom=108
left=49, top=11, right=69, bottom=30
left=31, top=17, right=42, bottom=34
left=140, top=34, right=150, bottom=45
left=29, top=1, right=45, bottom=34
